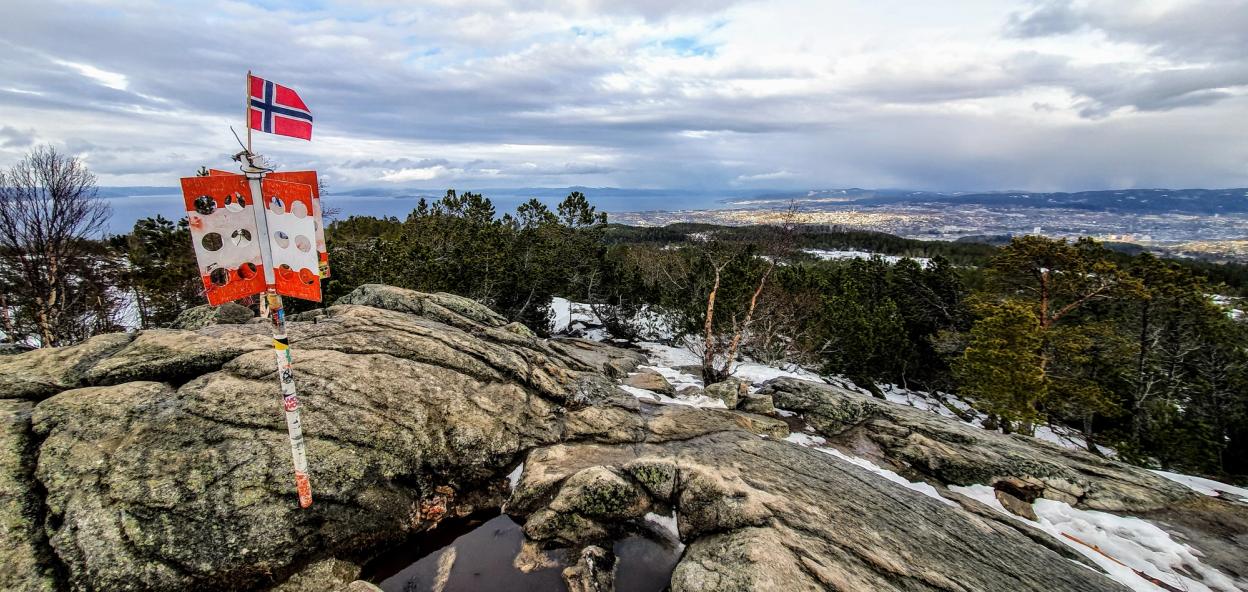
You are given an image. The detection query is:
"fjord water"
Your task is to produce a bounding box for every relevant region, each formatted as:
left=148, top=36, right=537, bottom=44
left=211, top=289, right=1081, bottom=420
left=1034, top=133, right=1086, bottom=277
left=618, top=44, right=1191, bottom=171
left=99, top=189, right=740, bottom=234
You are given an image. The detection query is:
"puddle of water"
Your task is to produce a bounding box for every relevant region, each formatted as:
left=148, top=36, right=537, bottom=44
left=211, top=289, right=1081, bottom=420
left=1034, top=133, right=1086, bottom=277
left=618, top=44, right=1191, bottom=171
left=368, top=512, right=681, bottom=592
left=613, top=531, right=682, bottom=592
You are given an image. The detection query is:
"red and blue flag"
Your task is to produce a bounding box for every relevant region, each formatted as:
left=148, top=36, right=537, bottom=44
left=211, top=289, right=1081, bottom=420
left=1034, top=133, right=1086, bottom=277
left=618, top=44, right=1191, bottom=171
left=249, top=74, right=313, bottom=141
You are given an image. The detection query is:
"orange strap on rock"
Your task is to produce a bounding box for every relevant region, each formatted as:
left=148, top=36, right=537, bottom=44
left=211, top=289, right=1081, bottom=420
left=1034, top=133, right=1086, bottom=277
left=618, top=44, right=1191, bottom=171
left=1059, top=532, right=1183, bottom=592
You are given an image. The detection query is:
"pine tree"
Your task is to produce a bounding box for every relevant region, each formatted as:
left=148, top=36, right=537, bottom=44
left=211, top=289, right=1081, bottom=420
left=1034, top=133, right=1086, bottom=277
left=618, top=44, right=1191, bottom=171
left=117, top=216, right=202, bottom=327
left=955, top=298, right=1047, bottom=430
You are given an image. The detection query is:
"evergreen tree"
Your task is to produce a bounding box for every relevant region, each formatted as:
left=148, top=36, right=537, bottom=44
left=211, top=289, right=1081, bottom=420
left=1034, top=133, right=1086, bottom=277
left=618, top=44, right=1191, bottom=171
left=115, top=216, right=202, bottom=327
left=955, top=298, right=1048, bottom=430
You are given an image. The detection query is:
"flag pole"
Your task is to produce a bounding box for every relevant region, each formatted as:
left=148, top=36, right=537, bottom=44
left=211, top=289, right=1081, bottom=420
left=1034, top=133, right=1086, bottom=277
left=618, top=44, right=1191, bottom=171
left=245, top=70, right=253, bottom=155
left=262, top=288, right=314, bottom=508
left=246, top=165, right=314, bottom=509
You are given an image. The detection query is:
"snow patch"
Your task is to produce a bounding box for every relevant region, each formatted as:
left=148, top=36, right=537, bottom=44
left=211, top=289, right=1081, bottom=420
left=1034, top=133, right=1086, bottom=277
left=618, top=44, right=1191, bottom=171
left=638, top=364, right=703, bottom=392
left=618, top=384, right=727, bottom=409
left=817, top=447, right=954, bottom=506
left=784, top=433, right=952, bottom=506
left=636, top=342, right=702, bottom=368
left=783, top=432, right=827, bottom=447
left=732, top=360, right=825, bottom=384
left=1151, top=470, right=1248, bottom=503
left=803, top=249, right=931, bottom=267
left=506, top=463, right=524, bottom=491
left=881, top=384, right=960, bottom=418
left=951, top=484, right=1239, bottom=592
left=644, top=511, right=683, bottom=548
left=549, top=297, right=601, bottom=335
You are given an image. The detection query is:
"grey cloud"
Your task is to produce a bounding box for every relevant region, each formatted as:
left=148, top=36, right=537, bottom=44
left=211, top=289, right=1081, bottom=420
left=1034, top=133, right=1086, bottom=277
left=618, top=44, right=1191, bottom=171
left=1006, top=0, right=1248, bottom=61
left=1068, top=61, right=1248, bottom=117
left=555, top=162, right=614, bottom=174
left=342, top=158, right=451, bottom=169
left=0, top=0, right=1245, bottom=193
left=0, top=126, right=35, bottom=148
left=514, top=162, right=616, bottom=175
left=1006, top=0, right=1082, bottom=37
left=853, top=47, right=1248, bottom=120
left=393, top=0, right=746, bottom=21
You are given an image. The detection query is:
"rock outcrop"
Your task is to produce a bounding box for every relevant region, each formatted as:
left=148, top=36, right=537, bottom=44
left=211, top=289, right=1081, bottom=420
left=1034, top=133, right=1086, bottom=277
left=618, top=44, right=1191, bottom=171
left=0, top=285, right=644, bottom=591
left=1, top=399, right=57, bottom=592
left=172, top=302, right=255, bottom=330
left=2, top=284, right=1242, bottom=592
left=704, top=377, right=747, bottom=408
left=758, top=377, right=1195, bottom=512
left=506, top=406, right=1130, bottom=592
left=623, top=368, right=675, bottom=394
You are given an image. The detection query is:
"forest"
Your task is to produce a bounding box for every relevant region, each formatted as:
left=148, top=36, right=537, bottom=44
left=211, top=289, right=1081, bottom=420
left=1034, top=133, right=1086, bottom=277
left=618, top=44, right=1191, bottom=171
left=2, top=150, right=1245, bottom=483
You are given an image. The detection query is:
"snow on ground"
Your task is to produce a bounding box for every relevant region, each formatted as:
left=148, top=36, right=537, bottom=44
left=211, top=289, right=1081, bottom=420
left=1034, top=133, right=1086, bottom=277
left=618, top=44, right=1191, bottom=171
left=644, top=511, right=683, bottom=548
left=732, top=360, right=826, bottom=385
left=803, top=249, right=931, bottom=267
left=783, top=432, right=827, bottom=447
left=1151, top=470, right=1248, bottom=503
left=1032, top=424, right=1118, bottom=458
left=818, top=447, right=954, bottom=506
left=549, top=297, right=600, bottom=335
left=951, top=484, right=1239, bottom=592
left=636, top=341, right=826, bottom=385
left=554, top=298, right=1220, bottom=519
left=876, top=383, right=1122, bottom=457
left=550, top=297, right=676, bottom=341
left=636, top=341, right=701, bottom=367
left=880, top=384, right=963, bottom=419
left=638, top=363, right=703, bottom=392
left=783, top=433, right=953, bottom=506
left=506, top=463, right=524, bottom=491
left=618, top=384, right=727, bottom=409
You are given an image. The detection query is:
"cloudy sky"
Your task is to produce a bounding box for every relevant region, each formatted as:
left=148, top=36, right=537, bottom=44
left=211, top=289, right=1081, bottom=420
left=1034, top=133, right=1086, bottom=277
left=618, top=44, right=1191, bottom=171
left=1, top=0, right=1246, bottom=192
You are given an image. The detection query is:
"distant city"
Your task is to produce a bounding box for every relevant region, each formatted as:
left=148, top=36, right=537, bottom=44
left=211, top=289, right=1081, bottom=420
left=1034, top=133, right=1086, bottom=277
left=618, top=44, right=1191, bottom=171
left=98, top=186, right=1248, bottom=261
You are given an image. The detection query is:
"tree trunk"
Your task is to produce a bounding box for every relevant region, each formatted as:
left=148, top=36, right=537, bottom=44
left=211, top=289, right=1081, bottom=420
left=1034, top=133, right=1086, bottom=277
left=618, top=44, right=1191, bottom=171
left=1130, top=303, right=1151, bottom=448
left=701, top=266, right=723, bottom=384
left=1038, top=270, right=1050, bottom=328
left=719, top=261, right=774, bottom=378
left=0, top=292, right=14, bottom=342
left=35, top=303, right=55, bottom=347
left=1082, top=413, right=1100, bottom=455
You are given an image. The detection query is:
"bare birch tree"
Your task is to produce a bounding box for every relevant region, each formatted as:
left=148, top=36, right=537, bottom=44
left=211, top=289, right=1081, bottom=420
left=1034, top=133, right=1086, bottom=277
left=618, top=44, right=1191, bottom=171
left=0, top=146, right=110, bottom=346
left=698, top=202, right=799, bottom=383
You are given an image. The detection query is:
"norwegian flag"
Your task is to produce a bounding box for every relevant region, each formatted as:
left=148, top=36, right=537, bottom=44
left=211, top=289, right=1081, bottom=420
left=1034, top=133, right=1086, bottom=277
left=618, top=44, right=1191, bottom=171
left=249, top=74, right=313, bottom=140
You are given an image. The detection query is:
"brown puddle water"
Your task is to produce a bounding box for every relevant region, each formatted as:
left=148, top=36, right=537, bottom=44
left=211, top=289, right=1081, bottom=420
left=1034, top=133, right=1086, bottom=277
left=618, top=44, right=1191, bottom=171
left=365, top=512, right=682, bottom=592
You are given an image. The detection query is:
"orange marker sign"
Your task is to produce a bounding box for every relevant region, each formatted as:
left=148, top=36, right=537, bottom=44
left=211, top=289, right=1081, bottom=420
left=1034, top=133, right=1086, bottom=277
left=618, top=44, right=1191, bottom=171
left=181, top=171, right=326, bottom=304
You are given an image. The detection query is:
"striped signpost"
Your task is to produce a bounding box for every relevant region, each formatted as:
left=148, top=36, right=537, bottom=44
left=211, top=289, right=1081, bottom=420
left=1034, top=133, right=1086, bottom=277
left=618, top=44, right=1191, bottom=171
left=264, top=291, right=312, bottom=508
left=176, top=72, right=324, bottom=508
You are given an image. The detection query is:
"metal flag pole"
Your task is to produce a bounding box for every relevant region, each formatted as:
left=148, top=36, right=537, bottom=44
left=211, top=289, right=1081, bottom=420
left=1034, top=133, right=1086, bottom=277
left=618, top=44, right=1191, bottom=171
left=245, top=70, right=253, bottom=154
left=247, top=167, right=314, bottom=509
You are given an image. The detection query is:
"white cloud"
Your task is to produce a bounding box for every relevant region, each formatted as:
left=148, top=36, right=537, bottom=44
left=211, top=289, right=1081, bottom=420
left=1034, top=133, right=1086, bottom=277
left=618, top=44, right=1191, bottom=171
left=380, top=165, right=450, bottom=182
left=735, top=170, right=795, bottom=182
left=52, top=59, right=129, bottom=90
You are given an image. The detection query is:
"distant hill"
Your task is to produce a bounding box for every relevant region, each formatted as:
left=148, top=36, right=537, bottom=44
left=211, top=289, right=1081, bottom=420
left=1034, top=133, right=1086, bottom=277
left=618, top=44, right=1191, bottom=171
left=94, top=185, right=1248, bottom=215
left=733, top=188, right=1248, bottom=215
